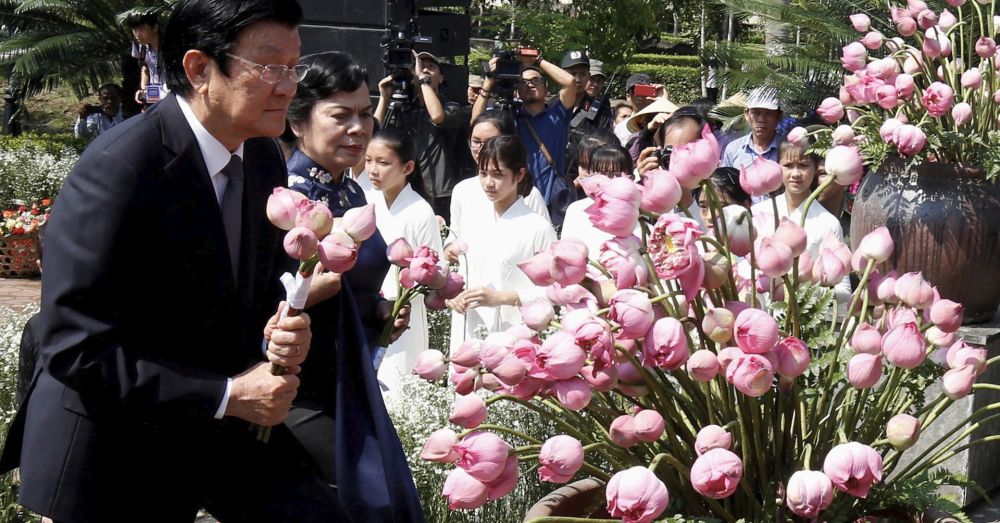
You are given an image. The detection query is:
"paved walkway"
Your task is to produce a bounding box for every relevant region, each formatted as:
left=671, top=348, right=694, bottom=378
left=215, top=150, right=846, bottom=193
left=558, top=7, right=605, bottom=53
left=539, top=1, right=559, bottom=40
left=0, top=276, right=40, bottom=311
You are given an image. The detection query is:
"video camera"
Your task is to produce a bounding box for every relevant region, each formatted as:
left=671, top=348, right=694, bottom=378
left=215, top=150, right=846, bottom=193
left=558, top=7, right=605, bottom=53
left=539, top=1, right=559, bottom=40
left=482, top=47, right=537, bottom=114
left=380, top=17, right=432, bottom=131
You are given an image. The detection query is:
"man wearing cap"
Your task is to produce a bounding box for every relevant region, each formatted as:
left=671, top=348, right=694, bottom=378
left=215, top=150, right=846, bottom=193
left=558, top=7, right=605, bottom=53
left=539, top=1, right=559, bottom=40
left=467, top=74, right=485, bottom=106
left=376, top=51, right=471, bottom=220
left=473, top=50, right=577, bottom=225
left=563, top=51, right=613, bottom=188
left=586, top=59, right=606, bottom=99
left=722, top=86, right=785, bottom=176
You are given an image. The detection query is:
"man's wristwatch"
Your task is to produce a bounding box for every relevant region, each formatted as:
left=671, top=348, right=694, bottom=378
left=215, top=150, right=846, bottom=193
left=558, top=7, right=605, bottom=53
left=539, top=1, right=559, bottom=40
left=419, top=76, right=433, bottom=86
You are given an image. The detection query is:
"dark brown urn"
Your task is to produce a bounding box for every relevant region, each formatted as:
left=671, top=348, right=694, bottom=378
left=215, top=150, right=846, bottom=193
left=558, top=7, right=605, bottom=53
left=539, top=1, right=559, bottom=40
left=850, top=159, right=1000, bottom=323
left=523, top=478, right=610, bottom=522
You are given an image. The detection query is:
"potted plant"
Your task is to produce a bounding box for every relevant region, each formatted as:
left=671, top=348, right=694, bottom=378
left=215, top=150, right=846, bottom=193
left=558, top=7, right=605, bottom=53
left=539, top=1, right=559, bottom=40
left=0, top=199, right=50, bottom=278
left=799, top=1, right=1000, bottom=323
left=408, top=127, right=995, bottom=522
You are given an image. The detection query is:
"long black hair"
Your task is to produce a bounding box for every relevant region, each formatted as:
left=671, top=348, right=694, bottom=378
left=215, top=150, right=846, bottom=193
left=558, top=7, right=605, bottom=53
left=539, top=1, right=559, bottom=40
left=478, top=135, right=534, bottom=197
left=370, top=127, right=432, bottom=201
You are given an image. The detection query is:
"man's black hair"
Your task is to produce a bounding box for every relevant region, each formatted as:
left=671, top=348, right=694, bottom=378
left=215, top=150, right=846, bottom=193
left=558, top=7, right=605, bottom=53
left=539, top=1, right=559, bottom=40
left=125, top=12, right=160, bottom=28
left=98, top=83, right=122, bottom=95
left=161, top=0, right=303, bottom=97
left=658, top=105, right=707, bottom=144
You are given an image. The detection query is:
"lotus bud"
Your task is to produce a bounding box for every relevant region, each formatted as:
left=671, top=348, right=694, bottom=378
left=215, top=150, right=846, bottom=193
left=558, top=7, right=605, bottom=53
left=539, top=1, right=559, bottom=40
left=520, top=299, right=555, bottom=332
left=930, top=299, right=964, bottom=332
left=916, top=9, right=937, bottom=28
left=847, top=353, right=883, bottom=389
left=977, top=37, right=997, bottom=58
left=695, top=425, right=733, bottom=455
left=538, top=435, right=584, bottom=483
left=894, top=272, right=935, bottom=308
left=939, top=8, right=958, bottom=30
left=942, top=364, right=977, bottom=399
left=687, top=350, right=721, bottom=382
left=605, top=467, right=670, bottom=523
left=608, top=289, right=655, bottom=340
left=581, top=364, right=618, bottom=392
left=283, top=227, right=319, bottom=260
left=787, top=126, right=809, bottom=147
left=832, top=125, right=856, bottom=146
left=953, top=103, right=974, bottom=126
left=640, top=168, right=682, bottom=213
left=851, top=323, right=883, bottom=354
left=856, top=226, right=894, bottom=263
left=946, top=340, right=987, bottom=375
left=734, top=308, right=779, bottom=354
left=881, top=322, right=927, bottom=369
left=823, top=442, right=883, bottom=498
left=840, top=42, right=868, bottom=72
left=317, top=230, right=358, bottom=272
left=691, top=448, right=744, bottom=499
left=266, top=187, right=308, bottom=230
left=412, top=349, right=448, bottom=380
left=786, top=470, right=834, bottom=518
left=739, top=156, right=784, bottom=196
left=450, top=394, right=488, bottom=429
left=772, top=218, right=808, bottom=257
left=886, top=414, right=921, bottom=450
left=702, top=251, right=731, bottom=290
left=341, top=203, right=376, bottom=241
left=702, top=307, right=735, bottom=344
left=773, top=337, right=810, bottom=378
left=817, top=97, right=845, bottom=123
left=849, top=13, right=871, bottom=32
left=386, top=237, right=414, bottom=266
left=926, top=326, right=957, bottom=348
left=421, top=428, right=460, bottom=462
left=726, top=354, right=775, bottom=397
left=633, top=410, right=666, bottom=442
left=825, top=145, right=863, bottom=186
left=894, top=75, right=915, bottom=100
left=442, top=468, right=488, bottom=509
left=609, top=415, right=639, bottom=448
left=295, top=200, right=335, bottom=238
left=897, top=17, right=918, bottom=37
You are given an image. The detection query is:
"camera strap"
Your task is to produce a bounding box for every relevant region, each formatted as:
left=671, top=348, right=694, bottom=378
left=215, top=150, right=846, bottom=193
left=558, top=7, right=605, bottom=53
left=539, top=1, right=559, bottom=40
left=521, top=118, right=555, bottom=168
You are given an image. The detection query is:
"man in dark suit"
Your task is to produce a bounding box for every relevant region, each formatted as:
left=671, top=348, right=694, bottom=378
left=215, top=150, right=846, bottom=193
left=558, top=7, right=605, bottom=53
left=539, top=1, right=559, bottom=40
left=0, top=1, right=348, bottom=521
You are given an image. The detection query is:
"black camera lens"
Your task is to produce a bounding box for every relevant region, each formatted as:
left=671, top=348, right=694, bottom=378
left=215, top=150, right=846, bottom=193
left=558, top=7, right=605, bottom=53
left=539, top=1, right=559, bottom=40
left=658, top=146, right=673, bottom=168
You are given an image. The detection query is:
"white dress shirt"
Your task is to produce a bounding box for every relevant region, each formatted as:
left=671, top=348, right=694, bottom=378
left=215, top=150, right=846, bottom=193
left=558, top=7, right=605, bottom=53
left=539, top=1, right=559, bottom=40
left=177, top=95, right=246, bottom=418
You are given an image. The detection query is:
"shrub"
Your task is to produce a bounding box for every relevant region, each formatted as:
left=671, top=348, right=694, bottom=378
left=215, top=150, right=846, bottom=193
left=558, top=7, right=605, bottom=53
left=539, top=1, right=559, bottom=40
left=630, top=54, right=702, bottom=68
left=0, top=305, right=40, bottom=522
left=606, top=64, right=703, bottom=104
left=0, top=133, right=79, bottom=206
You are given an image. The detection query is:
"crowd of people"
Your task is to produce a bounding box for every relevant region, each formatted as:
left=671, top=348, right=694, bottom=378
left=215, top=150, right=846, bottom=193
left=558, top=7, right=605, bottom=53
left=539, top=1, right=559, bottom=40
left=8, top=0, right=855, bottom=521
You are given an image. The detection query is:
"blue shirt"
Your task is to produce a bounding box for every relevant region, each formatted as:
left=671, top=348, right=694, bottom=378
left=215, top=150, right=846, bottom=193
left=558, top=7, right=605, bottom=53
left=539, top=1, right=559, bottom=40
left=516, top=102, right=571, bottom=224
left=721, top=131, right=786, bottom=171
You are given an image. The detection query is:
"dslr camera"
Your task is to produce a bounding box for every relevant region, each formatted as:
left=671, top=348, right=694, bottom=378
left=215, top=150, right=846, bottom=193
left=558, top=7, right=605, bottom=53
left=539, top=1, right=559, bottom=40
left=483, top=47, right=537, bottom=113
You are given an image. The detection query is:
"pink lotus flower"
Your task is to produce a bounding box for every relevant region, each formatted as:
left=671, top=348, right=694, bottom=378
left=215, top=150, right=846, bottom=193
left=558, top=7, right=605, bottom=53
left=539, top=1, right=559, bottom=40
left=922, top=81, right=955, bottom=117
left=538, top=435, right=584, bottom=483
left=841, top=42, right=868, bottom=72
left=668, top=124, right=721, bottom=188
left=977, top=37, right=997, bottom=58
left=452, top=339, right=482, bottom=368
left=832, top=124, right=856, bottom=146
left=421, top=428, right=460, bottom=462
left=386, top=237, right=414, bottom=266
left=702, top=307, right=735, bottom=344
left=716, top=346, right=744, bottom=375
left=442, top=467, right=488, bottom=509
left=410, top=256, right=447, bottom=289
left=484, top=454, right=519, bottom=501
left=740, top=156, right=784, bottom=196
left=893, top=124, right=927, bottom=155
left=450, top=394, right=488, bottom=429
left=639, top=169, right=682, bottom=212
left=881, top=118, right=904, bottom=142
left=550, top=239, right=589, bottom=285
left=847, top=353, right=883, bottom=388
left=570, top=316, right=615, bottom=368
left=886, top=414, right=921, bottom=450
left=615, top=361, right=649, bottom=398
left=856, top=226, right=893, bottom=263
left=754, top=237, right=793, bottom=278
left=341, top=203, right=376, bottom=241
left=952, top=102, right=973, bottom=127
left=581, top=364, right=619, bottom=391
left=687, top=350, right=721, bottom=382
left=881, top=322, right=927, bottom=369
left=946, top=341, right=987, bottom=375
left=961, top=69, right=983, bottom=90
left=723, top=205, right=753, bottom=256
left=295, top=200, right=335, bottom=238
left=906, top=0, right=928, bottom=16
left=609, top=290, right=655, bottom=340
left=825, top=145, right=864, bottom=186
left=786, top=470, right=834, bottom=518
left=632, top=409, right=666, bottom=443
left=894, top=272, right=935, bottom=309
left=851, top=323, right=883, bottom=354
left=283, top=227, right=319, bottom=260
left=552, top=376, right=592, bottom=410
left=691, top=448, right=744, bottom=499
left=734, top=308, right=779, bottom=354
left=439, top=272, right=465, bottom=300
left=600, top=236, right=649, bottom=290
left=584, top=175, right=642, bottom=238
left=823, top=442, right=883, bottom=498
left=773, top=337, right=810, bottom=378
left=317, top=230, right=358, bottom=272
left=695, top=425, right=733, bottom=455
left=896, top=16, right=917, bottom=36
left=547, top=282, right=599, bottom=311
left=520, top=299, right=555, bottom=331
left=817, top=97, right=845, bottom=124
left=931, top=299, right=964, bottom=333
left=942, top=364, right=977, bottom=399
left=849, top=13, right=871, bottom=32
left=940, top=8, right=958, bottom=29
left=787, top=126, right=808, bottom=147
left=771, top=218, right=807, bottom=257
left=812, top=248, right=848, bottom=287
left=454, top=431, right=513, bottom=482
left=606, top=467, right=670, bottom=523
left=534, top=332, right=587, bottom=380
left=926, top=326, right=957, bottom=348
left=412, top=349, right=447, bottom=380
left=266, top=187, right=308, bottom=230
left=916, top=9, right=937, bottom=28
left=726, top=354, right=774, bottom=397
left=860, top=31, right=883, bottom=49
left=642, top=317, right=689, bottom=370
left=609, top=415, right=639, bottom=448
left=895, top=75, right=915, bottom=99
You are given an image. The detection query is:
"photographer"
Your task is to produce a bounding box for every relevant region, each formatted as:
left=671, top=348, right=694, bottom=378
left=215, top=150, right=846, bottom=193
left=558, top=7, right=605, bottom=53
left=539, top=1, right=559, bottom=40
left=73, top=83, right=124, bottom=141
left=471, top=50, right=577, bottom=226
left=562, top=50, right=613, bottom=190
left=375, top=51, right=468, bottom=220
left=127, top=12, right=165, bottom=107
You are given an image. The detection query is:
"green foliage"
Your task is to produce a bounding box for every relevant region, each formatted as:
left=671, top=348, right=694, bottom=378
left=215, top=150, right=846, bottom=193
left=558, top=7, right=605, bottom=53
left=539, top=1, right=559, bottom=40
left=608, top=64, right=702, bottom=104
left=631, top=54, right=701, bottom=68
left=857, top=469, right=975, bottom=522
left=0, top=305, right=41, bottom=522
left=0, top=0, right=171, bottom=98
left=774, top=283, right=836, bottom=349
left=0, top=132, right=78, bottom=205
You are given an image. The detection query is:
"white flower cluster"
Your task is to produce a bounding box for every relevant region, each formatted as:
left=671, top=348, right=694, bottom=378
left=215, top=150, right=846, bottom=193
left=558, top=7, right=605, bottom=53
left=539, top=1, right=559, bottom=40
left=0, top=145, right=76, bottom=204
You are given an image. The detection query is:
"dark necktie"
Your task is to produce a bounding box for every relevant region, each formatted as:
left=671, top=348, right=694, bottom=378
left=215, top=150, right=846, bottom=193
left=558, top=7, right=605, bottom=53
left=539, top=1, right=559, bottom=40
left=220, top=155, right=244, bottom=281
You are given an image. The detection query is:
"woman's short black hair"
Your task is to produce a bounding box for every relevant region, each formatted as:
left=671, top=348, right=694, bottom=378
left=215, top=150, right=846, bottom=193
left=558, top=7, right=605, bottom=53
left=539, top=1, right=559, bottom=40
left=711, top=167, right=751, bottom=207
left=589, top=144, right=633, bottom=177
left=577, top=129, right=618, bottom=171
left=287, top=51, right=370, bottom=126
left=161, top=0, right=303, bottom=96
left=471, top=112, right=516, bottom=136
left=478, top=135, right=534, bottom=198
left=370, top=127, right=432, bottom=202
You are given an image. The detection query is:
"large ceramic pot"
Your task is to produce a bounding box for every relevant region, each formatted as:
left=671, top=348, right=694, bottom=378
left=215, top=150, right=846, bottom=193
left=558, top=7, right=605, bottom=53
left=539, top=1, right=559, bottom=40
left=851, top=159, right=1000, bottom=323
left=523, top=478, right=610, bottom=522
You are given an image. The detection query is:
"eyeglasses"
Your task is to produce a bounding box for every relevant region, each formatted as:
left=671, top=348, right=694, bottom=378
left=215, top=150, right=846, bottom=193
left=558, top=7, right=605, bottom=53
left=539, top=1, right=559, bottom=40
left=520, top=78, right=544, bottom=87
left=225, top=53, right=309, bottom=84
left=469, top=139, right=486, bottom=152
